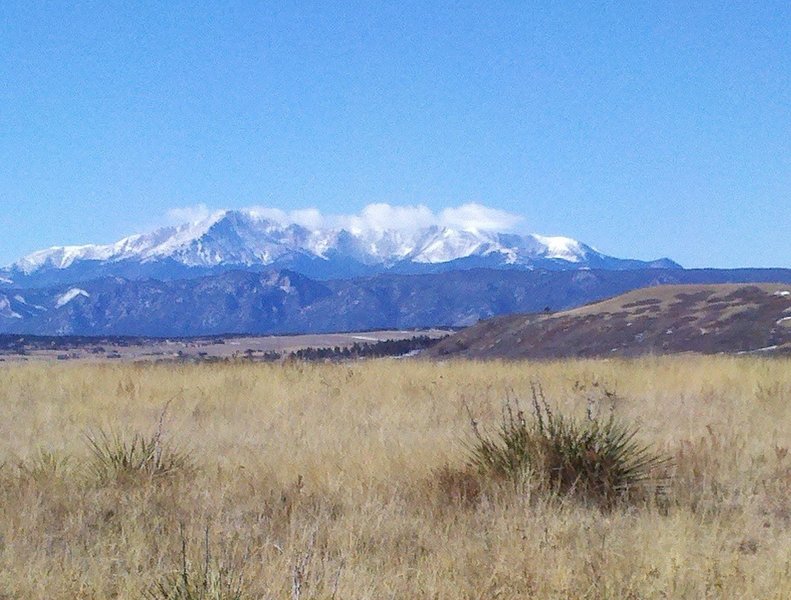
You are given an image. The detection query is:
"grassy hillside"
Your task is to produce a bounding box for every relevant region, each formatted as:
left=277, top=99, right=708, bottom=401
left=0, top=358, right=789, bottom=598
left=428, top=283, right=791, bottom=360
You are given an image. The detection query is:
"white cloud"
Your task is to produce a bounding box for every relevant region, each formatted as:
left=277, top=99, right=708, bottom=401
left=166, top=203, right=214, bottom=224
left=342, top=203, right=437, bottom=233
left=289, top=208, right=324, bottom=229
left=440, top=204, right=523, bottom=232
left=246, top=207, right=288, bottom=223
left=247, top=206, right=325, bottom=230
left=165, top=202, right=523, bottom=233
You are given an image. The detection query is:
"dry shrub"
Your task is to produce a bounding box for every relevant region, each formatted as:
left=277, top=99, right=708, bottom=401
left=467, top=386, right=671, bottom=508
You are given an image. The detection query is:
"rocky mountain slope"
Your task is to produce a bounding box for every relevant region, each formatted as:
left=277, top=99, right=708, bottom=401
left=2, top=268, right=791, bottom=337
left=426, top=284, right=791, bottom=359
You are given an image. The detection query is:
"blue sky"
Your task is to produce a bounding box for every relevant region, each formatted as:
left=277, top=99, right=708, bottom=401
left=1, top=1, right=789, bottom=268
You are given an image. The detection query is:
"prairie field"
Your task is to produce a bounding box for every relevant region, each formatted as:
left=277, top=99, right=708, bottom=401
left=0, top=356, right=789, bottom=599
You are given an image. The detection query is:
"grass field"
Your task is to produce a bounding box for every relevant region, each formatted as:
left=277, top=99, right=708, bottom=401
left=0, top=357, right=789, bottom=598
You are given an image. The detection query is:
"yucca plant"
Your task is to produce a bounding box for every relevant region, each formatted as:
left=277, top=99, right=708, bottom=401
left=467, top=385, right=671, bottom=507
left=146, top=528, right=245, bottom=600
left=146, top=564, right=245, bottom=600
left=85, top=428, right=193, bottom=484
left=17, top=449, right=71, bottom=482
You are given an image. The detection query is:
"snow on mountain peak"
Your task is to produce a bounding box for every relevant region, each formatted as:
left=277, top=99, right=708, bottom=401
left=7, top=205, right=677, bottom=281
left=531, top=234, right=589, bottom=262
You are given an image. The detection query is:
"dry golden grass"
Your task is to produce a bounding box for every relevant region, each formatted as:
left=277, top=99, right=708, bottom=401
left=0, top=356, right=789, bottom=598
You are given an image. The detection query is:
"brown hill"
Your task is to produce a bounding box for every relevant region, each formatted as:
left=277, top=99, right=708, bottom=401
left=426, top=284, right=791, bottom=359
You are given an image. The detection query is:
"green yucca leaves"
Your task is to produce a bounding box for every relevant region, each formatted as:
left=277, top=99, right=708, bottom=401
left=85, top=428, right=193, bottom=483
left=467, top=388, right=671, bottom=507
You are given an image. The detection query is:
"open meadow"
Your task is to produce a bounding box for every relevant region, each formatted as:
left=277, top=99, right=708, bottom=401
left=0, top=357, right=789, bottom=599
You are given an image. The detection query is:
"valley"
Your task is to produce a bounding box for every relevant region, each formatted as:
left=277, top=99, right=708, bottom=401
left=0, top=328, right=450, bottom=363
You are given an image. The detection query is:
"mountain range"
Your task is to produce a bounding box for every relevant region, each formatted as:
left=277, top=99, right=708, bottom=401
left=2, top=267, right=791, bottom=337
left=0, top=209, right=678, bottom=288
left=3, top=209, right=788, bottom=337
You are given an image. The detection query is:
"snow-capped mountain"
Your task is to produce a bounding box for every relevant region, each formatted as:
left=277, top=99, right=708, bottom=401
left=2, top=209, right=680, bottom=287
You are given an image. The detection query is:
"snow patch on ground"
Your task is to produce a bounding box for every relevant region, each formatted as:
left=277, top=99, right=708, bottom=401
left=774, top=290, right=791, bottom=297
left=738, top=345, right=779, bottom=355
left=393, top=349, right=423, bottom=359
left=56, top=288, right=90, bottom=308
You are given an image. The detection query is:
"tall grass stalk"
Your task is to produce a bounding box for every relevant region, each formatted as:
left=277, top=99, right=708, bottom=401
left=146, top=527, right=245, bottom=600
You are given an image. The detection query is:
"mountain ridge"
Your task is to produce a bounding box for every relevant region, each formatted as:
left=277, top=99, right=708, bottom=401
left=1, top=209, right=680, bottom=288
left=425, top=283, right=791, bottom=359
left=2, top=267, right=790, bottom=337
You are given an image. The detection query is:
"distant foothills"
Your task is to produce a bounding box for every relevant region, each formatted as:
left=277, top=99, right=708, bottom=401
left=1, top=208, right=789, bottom=336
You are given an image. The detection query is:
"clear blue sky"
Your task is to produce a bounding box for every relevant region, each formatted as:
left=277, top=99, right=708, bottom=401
left=1, top=1, right=789, bottom=268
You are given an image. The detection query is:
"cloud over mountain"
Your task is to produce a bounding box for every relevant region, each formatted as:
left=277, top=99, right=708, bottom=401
left=168, top=202, right=524, bottom=233
left=1, top=203, right=680, bottom=289
left=165, top=203, right=217, bottom=225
